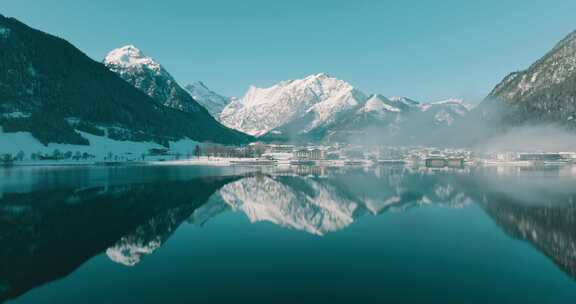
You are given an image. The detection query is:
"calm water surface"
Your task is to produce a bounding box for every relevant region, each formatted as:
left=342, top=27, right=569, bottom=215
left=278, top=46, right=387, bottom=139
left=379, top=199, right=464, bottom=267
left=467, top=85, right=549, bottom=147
left=1, top=165, right=576, bottom=303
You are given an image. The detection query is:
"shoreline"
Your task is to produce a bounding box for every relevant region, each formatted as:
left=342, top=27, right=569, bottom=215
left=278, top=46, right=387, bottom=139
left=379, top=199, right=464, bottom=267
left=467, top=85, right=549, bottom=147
left=2, top=157, right=574, bottom=169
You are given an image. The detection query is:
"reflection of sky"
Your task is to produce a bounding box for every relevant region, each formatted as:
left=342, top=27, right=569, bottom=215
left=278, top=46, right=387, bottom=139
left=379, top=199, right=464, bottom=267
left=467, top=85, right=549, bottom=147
left=5, top=165, right=576, bottom=303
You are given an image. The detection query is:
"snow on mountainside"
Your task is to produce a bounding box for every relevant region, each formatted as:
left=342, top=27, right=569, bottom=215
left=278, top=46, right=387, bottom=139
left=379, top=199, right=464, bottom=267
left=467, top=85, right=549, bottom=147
left=359, top=95, right=401, bottom=115
left=305, top=87, right=367, bottom=132
left=420, top=98, right=471, bottom=126
left=481, top=30, right=576, bottom=126
left=490, top=31, right=576, bottom=101
left=184, top=81, right=231, bottom=118
left=0, top=15, right=249, bottom=147
left=101, top=45, right=250, bottom=144
left=220, top=73, right=366, bottom=136
left=104, top=45, right=204, bottom=113
left=388, top=96, right=421, bottom=109
left=219, top=72, right=470, bottom=142
left=328, top=94, right=406, bottom=139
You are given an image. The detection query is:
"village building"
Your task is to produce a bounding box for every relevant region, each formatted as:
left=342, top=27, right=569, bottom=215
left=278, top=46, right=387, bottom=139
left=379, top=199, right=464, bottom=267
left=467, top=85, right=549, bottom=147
left=294, top=148, right=326, bottom=161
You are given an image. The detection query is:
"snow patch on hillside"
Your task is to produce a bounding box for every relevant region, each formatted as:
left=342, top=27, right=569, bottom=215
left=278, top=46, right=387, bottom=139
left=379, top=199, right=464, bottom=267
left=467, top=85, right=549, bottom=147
left=361, top=95, right=401, bottom=114
left=0, top=128, right=201, bottom=158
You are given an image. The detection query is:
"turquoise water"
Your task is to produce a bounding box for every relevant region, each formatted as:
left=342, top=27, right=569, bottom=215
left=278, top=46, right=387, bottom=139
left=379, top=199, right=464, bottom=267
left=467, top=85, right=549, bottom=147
left=1, top=165, right=576, bottom=303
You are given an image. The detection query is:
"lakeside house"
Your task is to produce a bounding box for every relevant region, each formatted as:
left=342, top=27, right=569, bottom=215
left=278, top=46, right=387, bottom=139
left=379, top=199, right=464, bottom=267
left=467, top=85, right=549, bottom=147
left=294, top=148, right=327, bottom=161
left=518, top=152, right=576, bottom=162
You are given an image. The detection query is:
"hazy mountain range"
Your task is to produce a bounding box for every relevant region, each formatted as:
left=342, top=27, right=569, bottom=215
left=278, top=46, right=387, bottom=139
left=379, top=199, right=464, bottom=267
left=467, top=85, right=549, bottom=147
left=201, top=73, right=471, bottom=142
left=2, top=14, right=576, bottom=147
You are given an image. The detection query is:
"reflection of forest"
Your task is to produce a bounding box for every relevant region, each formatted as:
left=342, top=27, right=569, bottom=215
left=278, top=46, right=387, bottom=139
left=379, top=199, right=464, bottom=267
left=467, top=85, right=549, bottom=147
left=0, top=175, right=238, bottom=302
left=204, top=166, right=576, bottom=280
left=2, top=165, right=576, bottom=302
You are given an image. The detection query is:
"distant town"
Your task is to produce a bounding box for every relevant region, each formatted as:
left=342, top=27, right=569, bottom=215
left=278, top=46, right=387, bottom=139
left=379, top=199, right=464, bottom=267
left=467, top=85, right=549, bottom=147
left=2, top=142, right=576, bottom=169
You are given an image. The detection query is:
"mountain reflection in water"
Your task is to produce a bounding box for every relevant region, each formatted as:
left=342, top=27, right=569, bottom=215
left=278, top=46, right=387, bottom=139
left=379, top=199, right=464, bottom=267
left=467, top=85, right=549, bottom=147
left=1, top=165, right=576, bottom=302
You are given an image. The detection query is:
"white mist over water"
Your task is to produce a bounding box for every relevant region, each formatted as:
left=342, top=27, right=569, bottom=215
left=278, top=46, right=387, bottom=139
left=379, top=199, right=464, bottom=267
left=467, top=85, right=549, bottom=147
left=474, top=125, right=576, bottom=153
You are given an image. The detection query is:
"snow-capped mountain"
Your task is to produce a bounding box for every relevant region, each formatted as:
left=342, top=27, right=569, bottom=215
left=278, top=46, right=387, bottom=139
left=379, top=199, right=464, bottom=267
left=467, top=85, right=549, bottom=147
left=361, top=95, right=401, bottom=114
left=0, top=15, right=249, bottom=146
left=388, top=96, right=422, bottom=110
left=325, top=94, right=407, bottom=140
left=480, top=30, right=576, bottom=126
left=220, top=73, right=367, bottom=137
left=101, top=45, right=250, bottom=144
left=420, top=99, right=471, bottom=126
left=104, top=45, right=204, bottom=113
left=219, top=73, right=470, bottom=142
left=184, top=81, right=232, bottom=118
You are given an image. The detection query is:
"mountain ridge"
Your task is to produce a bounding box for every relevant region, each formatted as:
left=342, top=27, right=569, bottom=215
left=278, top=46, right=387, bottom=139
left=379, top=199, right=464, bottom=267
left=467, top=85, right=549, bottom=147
left=184, top=81, right=231, bottom=117
left=0, top=16, right=251, bottom=146
left=479, top=29, right=576, bottom=128
left=220, top=73, right=470, bottom=143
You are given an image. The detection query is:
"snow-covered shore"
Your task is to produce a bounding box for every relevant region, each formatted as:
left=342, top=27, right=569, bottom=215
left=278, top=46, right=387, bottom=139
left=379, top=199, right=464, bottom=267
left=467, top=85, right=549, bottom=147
left=0, top=129, right=202, bottom=161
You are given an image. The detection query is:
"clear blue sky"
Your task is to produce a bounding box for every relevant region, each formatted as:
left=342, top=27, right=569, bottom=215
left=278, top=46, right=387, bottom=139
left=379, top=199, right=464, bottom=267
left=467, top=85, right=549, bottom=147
left=4, top=0, right=576, bottom=103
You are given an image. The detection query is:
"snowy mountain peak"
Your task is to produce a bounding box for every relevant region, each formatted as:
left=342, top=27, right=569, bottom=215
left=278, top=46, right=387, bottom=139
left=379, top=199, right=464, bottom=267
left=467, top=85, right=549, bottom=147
left=420, top=98, right=471, bottom=126
left=430, top=98, right=465, bottom=105
left=184, top=81, right=231, bottom=117
left=361, top=94, right=400, bottom=113
left=104, top=45, right=208, bottom=114
left=220, top=73, right=363, bottom=136
left=423, top=98, right=471, bottom=111
left=104, top=45, right=161, bottom=73
left=388, top=96, right=421, bottom=107
left=307, top=72, right=331, bottom=79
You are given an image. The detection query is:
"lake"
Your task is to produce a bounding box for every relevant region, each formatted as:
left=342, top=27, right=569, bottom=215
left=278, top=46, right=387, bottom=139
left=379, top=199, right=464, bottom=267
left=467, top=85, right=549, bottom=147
left=1, top=164, right=576, bottom=303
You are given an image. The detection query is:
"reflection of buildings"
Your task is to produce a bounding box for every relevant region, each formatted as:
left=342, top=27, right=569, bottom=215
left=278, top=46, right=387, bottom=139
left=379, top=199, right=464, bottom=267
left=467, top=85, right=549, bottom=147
left=4, top=165, right=576, bottom=302
left=518, top=152, right=576, bottom=162
left=290, top=165, right=328, bottom=176
left=265, top=144, right=295, bottom=154
left=194, top=166, right=576, bottom=282
left=193, top=167, right=474, bottom=236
